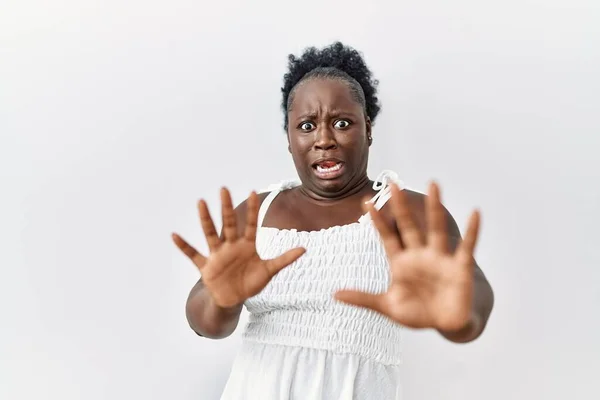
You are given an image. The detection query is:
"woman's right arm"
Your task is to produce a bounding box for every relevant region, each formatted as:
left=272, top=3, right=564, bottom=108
left=183, top=197, right=250, bottom=339
left=185, top=278, right=243, bottom=339
left=174, top=189, right=304, bottom=340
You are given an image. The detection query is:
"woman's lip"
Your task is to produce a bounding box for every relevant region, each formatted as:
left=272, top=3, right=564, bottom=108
left=312, top=162, right=345, bottom=180
left=312, top=158, right=343, bottom=167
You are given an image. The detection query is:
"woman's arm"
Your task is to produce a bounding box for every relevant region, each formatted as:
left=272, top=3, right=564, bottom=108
left=182, top=192, right=273, bottom=339
left=335, top=187, right=495, bottom=343
left=185, top=278, right=244, bottom=339
left=437, top=259, right=494, bottom=343
left=183, top=198, right=250, bottom=339
left=437, top=209, right=495, bottom=343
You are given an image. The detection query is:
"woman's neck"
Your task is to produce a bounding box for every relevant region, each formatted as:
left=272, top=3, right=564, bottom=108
left=296, top=175, right=373, bottom=205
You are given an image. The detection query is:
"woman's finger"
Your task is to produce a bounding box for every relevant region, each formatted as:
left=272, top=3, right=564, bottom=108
left=220, top=187, right=238, bottom=242
left=425, top=182, right=448, bottom=253
left=334, top=290, right=385, bottom=315
left=172, top=233, right=207, bottom=271
left=455, top=210, right=481, bottom=267
left=264, top=247, right=306, bottom=277
left=363, top=199, right=402, bottom=255
left=198, top=199, right=221, bottom=252
left=390, top=184, right=422, bottom=248
left=244, top=191, right=259, bottom=242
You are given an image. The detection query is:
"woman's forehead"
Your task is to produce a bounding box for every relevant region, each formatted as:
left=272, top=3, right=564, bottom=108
left=289, top=79, right=363, bottom=113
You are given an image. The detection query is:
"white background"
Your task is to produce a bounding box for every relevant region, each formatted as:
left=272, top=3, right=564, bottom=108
left=1, top=0, right=599, bottom=399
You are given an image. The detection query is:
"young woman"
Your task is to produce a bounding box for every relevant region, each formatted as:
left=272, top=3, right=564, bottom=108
left=173, top=42, right=494, bottom=399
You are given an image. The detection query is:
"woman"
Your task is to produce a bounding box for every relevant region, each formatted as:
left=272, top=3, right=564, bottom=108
left=172, top=42, right=494, bottom=399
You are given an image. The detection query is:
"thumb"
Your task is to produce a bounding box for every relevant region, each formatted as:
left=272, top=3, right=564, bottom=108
left=334, top=290, right=384, bottom=313
left=264, top=247, right=306, bottom=276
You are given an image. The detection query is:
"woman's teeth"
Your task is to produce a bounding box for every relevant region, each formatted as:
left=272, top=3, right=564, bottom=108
left=316, top=163, right=342, bottom=173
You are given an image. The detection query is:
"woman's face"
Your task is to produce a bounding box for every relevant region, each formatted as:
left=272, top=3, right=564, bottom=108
left=287, top=78, right=371, bottom=198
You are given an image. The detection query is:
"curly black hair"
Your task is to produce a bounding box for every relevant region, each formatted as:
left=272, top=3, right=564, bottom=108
left=281, top=42, right=381, bottom=131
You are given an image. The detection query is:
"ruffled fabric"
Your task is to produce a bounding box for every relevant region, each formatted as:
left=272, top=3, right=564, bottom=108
left=220, top=171, right=404, bottom=400
left=244, top=223, right=402, bottom=366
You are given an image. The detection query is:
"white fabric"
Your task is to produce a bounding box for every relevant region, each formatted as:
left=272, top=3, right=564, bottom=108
left=220, top=171, right=405, bottom=400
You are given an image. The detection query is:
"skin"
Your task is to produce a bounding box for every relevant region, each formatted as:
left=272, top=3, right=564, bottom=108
left=174, top=77, right=494, bottom=343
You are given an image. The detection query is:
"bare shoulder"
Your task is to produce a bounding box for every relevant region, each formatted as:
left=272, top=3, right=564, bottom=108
left=402, top=188, right=427, bottom=213
left=379, top=188, right=460, bottom=236
left=378, top=189, right=427, bottom=231
left=233, top=192, right=270, bottom=217
left=380, top=187, right=486, bottom=274
left=232, top=192, right=270, bottom=236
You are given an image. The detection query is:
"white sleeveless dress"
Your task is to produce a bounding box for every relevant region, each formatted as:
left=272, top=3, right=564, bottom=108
left=220, top=171, right=405, bottom=400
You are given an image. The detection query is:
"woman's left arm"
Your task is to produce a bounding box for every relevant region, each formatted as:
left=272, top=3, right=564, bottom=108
left=438, top=215, right=495, bottom=343
left=335, top=182, right=495, bottom=344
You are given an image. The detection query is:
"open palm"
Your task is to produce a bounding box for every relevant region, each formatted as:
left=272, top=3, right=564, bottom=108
left=173, top=188, right=305, bottom=308
left=335, top=183, right=480, bottom=332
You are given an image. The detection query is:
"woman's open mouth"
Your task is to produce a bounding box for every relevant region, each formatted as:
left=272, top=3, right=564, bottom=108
left=312, top=160, right=345, bottom=179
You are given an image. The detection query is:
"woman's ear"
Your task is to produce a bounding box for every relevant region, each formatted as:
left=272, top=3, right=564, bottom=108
left=366, top=116, right=373, bottom=146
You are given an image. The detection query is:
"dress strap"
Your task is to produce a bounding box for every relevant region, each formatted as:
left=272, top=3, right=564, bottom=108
left=370, top=169, right=405, bottom=210
left=257, top=179, right=300, bottom=228
left=258, top=172, right=403, bottom=227
left=358, top=170, right=405, bottom=223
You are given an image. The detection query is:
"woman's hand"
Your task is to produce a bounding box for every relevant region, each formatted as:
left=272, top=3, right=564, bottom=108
left=335, top=183, right=480, bottom=333
left=173, top=188, right=306, bottom=309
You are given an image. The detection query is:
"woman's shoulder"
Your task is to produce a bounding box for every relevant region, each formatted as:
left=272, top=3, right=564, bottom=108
left=233, top=191, right=270, bottom=216
left=233, top=178, right=299, bottom=222
left=379, top=187, right=461, bottom=236
left=374, top=188, right=426, bottom=232
left=227, top=192, right=271, bottom=237
left=402, top=188, right=427, bottom=208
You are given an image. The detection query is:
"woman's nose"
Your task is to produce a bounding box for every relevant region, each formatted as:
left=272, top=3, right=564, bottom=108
left=313, top=127, right=337, bottom=150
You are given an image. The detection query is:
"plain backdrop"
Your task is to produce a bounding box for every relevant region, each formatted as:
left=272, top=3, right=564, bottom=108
left=1, top=0, right=599, bottom=399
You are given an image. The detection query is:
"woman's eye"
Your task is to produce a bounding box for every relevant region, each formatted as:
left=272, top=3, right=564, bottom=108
left=300, top=122, right=315, bottom=131
left=334, top=120, right=351, bottom=129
